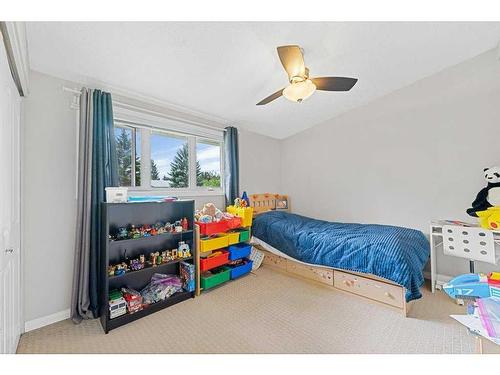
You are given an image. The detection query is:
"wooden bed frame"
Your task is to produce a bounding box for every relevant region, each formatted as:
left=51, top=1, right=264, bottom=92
left=249, top=193, right=411, bottom=317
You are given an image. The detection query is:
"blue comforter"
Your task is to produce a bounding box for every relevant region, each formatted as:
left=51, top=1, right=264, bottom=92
left=252, top=211, right=430, bottom=301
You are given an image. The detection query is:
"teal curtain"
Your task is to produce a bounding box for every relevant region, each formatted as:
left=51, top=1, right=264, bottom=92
left=224, top=126, right=239, bottom=206
left=89, top=90, right=118, bottom=316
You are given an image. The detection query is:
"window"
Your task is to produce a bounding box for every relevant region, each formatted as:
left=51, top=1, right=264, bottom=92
left=114, top=125, right=141, bottom=187
left=150, top=131, right=189, bottom=188
left=196, top=139, right=221, bottom=188
left=113, top=119, right=223, bottom=194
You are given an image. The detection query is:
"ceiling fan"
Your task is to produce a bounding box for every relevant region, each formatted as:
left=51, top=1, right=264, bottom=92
left=257, top=45, right=358, bottom=105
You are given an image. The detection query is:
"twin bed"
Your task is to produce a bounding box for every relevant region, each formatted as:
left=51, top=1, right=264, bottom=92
left=248, top=194, right=430, bottom=316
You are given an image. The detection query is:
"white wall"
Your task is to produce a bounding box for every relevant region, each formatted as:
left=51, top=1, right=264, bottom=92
left=281, top=49, right=500, bottom=277
left=239, top=128, right=281, bottom=195
left=22, top=71, right=77, bottom=323
left=22, top=70, right=281, bottom=323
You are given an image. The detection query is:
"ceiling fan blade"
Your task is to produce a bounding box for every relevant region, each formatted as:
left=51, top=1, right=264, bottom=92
left=311, top=77, right=358, bottom=91
left=277, top=45, right=305, bottom=79
left=256, top=88, right=284, bottom=105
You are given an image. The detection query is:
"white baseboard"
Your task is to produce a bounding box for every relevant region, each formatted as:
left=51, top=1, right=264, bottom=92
left=24, top=309, right=70, bottom=333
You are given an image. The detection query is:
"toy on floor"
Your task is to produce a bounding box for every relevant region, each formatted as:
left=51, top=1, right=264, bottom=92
left=477, top=296, right=500, bottom=339
left=443, top=272, right=500, bottom=300
left=467, top=166, right=500, bottom=219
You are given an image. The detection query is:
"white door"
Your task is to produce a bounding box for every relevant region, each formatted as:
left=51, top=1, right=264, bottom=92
left=0, top=33, right=22, bottom=354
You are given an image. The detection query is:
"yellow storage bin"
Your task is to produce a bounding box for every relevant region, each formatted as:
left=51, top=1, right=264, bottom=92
left=227, top=231, right=240, bottom=245
left=200, top=234, right=229, bottom=252
left=227, top=206, right=254, bottom=227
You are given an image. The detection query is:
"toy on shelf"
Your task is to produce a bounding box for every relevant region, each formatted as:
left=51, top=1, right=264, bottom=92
left=140, top=273, right=182, bottom=305
left=180, top=261, right=195, bottom=292
left=178, top=241, right=191, bottom=258
left=109, top=262, right=128, bottom=277
left=182, top=217, right=189, bottom=231
left=174, top=220, right=183, bottom=232
left=107, top=240, right=191, bottom=276
left=155, top=221, right=166, bottom=234
left=443, top=272, right=500, bottom=300
left=121, top=288, right=143, bottom=314
left=130, top=225, right=141, bottom=239
left=117, top=227, right=129, bottom=240
left=109, top=290, right=127, bottom=319
left=109, top=218, right=191, bottom=241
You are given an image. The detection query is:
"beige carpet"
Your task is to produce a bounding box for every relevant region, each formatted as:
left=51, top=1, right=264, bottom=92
left=17, top=266, right=500, bottom=354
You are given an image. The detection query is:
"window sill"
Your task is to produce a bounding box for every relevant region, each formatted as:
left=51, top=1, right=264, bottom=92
left=127, top=188, right=224, bottom=198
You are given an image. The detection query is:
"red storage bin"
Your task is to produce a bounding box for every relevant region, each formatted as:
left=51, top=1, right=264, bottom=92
left=200, top=249, right=229, bottom=271
left=196, top=221, right=229, bottom=235
left=196, top=217, right=242, bottom=235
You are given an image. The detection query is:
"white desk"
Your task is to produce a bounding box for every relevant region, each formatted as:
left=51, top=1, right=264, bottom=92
left=430, top=221, right=500, bottom=293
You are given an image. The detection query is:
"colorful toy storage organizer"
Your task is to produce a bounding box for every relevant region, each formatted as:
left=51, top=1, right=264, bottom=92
left=100, top=200, right=197, bottom=334
left=196, top=208, right=254, bottom=293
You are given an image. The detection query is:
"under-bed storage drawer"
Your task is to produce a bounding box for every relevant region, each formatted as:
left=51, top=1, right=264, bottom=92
left=261, top=251, right=287, bottom=270
left=333, top=270, right=404, bottom=308
left=286, top=262, right=334, bottom=286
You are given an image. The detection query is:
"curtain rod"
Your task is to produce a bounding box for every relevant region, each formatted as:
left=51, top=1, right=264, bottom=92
left=62, top=86, right=229, bottom=132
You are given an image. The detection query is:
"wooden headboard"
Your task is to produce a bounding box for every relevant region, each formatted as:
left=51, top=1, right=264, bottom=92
left=249, top=193, right=289, bottom=215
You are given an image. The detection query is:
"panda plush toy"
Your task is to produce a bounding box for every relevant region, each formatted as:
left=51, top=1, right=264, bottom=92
left=467, top=166, right=500, bottom=217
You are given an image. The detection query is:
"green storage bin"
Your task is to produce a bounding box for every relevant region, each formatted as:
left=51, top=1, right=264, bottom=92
left=238, top=228, right=251, bottom=242
left=201, top=267, right=230, bottom=290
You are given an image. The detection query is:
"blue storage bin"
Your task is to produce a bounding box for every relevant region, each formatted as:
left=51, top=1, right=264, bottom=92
left=228, top=258, right=253, bottom=279
left=228, top=243, right=252, bottom=260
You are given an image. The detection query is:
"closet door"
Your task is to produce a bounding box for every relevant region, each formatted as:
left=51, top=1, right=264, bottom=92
left=0, top=32, right=22, bottom=354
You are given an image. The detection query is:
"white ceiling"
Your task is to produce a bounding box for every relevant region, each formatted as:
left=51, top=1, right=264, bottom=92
left=26, top=22, right=500, bottom=139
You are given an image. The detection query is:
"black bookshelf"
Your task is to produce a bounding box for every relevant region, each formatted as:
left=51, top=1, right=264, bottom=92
left=99, top=200, right=196, bottom=333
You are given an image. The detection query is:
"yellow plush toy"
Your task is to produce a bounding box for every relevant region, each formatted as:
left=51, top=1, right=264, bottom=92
left=476, top=207, right=500, bottom=230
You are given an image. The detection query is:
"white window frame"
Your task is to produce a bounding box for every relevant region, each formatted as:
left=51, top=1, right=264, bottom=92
left=113, top=105, right=225, bottom=197
left=114, top=122, right=139, bottom=187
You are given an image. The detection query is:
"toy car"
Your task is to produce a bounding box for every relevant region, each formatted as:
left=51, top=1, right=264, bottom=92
left=109, top=292, right=127, bottom=319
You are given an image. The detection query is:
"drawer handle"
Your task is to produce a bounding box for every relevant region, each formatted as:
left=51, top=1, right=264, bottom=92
left=384, top=291, right=393, bottom=298
left=343, top=280, right=354, bottom=287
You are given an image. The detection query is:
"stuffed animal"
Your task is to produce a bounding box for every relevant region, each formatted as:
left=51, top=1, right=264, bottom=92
left=477, top=207, right=500, bottom=230
left=467, top=166, right=500, bottom=217
left=201, top=202, right=217, bottom=217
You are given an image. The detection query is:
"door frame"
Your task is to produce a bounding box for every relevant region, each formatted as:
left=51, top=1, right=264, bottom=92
left=1, top=22, right=29, bottom=341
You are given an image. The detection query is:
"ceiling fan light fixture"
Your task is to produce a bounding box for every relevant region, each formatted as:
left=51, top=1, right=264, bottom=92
left=283, top=79, right=316, bottom=103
